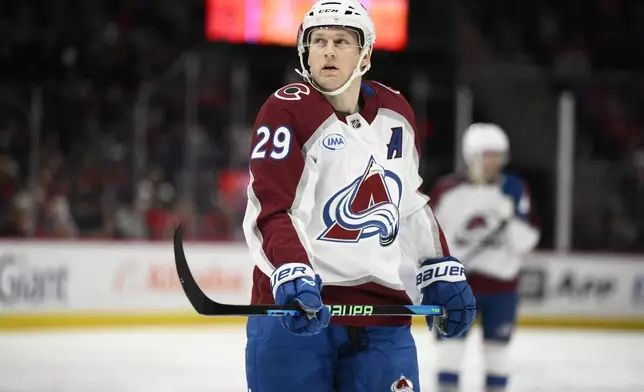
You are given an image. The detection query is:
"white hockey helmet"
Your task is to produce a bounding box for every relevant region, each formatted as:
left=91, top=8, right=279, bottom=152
left=296, top=0, right=375, bottom=97
left=462, top=123, right=510, bottom=165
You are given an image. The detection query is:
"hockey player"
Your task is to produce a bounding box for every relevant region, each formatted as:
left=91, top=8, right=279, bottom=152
left=429, top=123, right=541, bottom=392
left=242, top=1, right=476, bottom=391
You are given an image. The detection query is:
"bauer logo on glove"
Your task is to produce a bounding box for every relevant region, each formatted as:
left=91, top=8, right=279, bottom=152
left=270, top=263, right=331, bottom=336
left=270, top=264, right=314, bottom=292
left=416, top=256, right=476, bottom=339
left=416, top=261, right=467, bottom=287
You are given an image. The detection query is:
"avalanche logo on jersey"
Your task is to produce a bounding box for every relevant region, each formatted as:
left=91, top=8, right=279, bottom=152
left=454, top=212, right=503, bottom=247
left=318, top=156, right=402, bottom=246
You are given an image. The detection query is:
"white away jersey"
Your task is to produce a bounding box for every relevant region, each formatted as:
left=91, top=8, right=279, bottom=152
left=429, top=172, right=541, bottom=282
left=242, top=81, right=449, bottom=326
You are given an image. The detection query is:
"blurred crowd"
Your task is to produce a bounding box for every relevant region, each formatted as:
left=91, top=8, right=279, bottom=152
left=0, top=0, right=643, bottom=251
left=467, top=0, right=644, bottom=251
left=468, top=0, right=644, bottom=154
left=0, top=0, right=239, bottom=241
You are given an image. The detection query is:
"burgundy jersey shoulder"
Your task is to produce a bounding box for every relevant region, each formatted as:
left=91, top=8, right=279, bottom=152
left=257, top=82, right=335, bottom=146
left=364, top=80, right=415, bottom=123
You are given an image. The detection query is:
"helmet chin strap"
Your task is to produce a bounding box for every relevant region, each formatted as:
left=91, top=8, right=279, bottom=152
left=296, top=48, right=371, bottom=97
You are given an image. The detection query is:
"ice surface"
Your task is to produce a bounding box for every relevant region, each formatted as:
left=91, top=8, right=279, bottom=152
left=1, top=326, right=642, bottom=391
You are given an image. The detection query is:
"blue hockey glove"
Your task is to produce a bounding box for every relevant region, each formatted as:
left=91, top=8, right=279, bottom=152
left=416, top=256, right=476, bottom=339
left=270, top=263, right=331, bottom=336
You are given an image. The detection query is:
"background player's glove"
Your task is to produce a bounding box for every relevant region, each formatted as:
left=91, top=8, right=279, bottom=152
left=416, top=256, right=476, bottom=339
left=270, top=263, right=331, bottom=336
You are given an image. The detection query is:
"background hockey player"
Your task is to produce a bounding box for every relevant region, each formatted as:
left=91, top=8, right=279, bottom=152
left=241, top=1, right=476, bottom=391
left=429, top=123, right=541, bottom=392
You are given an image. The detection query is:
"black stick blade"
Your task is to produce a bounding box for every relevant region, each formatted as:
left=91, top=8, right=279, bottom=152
left=173, top=224, right=212, bottom=314
left=174, top=224, right=297, bottom=316
left=173, top=224, right=444, bottom=318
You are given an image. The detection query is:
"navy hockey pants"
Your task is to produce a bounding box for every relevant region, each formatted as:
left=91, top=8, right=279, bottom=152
left=445, top=291, right=519, bottom=342
left=246, top=316, right=420, bottom=392
left=436, top=291, right=518, bottom=389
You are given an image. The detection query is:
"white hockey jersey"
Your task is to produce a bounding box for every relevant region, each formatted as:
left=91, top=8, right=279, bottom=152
left=429, top=172, right=540, bottom=292
left=242, top=81, right=450, bottom=326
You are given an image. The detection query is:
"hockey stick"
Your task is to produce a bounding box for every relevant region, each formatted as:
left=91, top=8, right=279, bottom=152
left=173, top=225, right=444, bottom=318
left=460, top=220, right=508, bottom=263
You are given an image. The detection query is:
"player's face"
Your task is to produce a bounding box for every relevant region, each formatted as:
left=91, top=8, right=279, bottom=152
left=481, top=151, right=505, bottom=177
left=307, top=27, right=369, bottom=91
